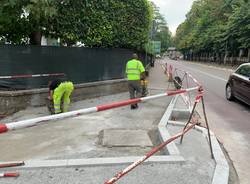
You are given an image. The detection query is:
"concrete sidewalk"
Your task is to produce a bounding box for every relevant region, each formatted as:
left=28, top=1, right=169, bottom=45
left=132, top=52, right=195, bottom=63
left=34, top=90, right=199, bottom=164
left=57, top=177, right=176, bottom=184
left=0, top=61, right=231, bottom=184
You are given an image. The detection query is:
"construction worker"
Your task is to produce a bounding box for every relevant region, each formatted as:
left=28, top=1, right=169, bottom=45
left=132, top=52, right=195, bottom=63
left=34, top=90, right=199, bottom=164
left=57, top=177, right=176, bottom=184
left=126, top=53, right=145, bottom=109
left=48, top=79, right=74, bottom=114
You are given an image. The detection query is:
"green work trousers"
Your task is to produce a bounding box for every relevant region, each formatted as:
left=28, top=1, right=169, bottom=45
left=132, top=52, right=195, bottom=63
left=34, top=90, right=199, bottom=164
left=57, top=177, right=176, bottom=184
left=53, top=82, right=74, bottom=114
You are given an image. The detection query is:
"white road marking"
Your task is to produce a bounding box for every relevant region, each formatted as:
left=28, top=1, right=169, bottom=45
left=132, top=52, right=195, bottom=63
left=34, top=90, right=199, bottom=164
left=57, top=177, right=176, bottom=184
left=162, top=59, right=229, bottom=82
left=180, top=65, right=228, bottom=82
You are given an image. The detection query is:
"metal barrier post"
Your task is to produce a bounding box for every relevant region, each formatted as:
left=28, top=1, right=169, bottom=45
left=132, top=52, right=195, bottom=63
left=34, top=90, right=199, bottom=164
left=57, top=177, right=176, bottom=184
left=180, top=100, right=198, bottom=144
left=180, top=93, right=214, bottom=159
left=201, top=96, right=214, bottom=159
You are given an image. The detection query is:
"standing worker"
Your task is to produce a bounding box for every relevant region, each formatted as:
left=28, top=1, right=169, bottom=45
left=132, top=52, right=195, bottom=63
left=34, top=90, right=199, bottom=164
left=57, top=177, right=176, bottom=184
left=48, top=79, right=74, bottom=114
left=126, top=53, right=145, bottom=109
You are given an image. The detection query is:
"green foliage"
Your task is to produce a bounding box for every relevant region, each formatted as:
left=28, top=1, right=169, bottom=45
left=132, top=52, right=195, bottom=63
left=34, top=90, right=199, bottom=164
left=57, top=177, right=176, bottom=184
left=149, top=2, right=172, bottom=53
left=174, top=0, right=250, bottom=55
left=0, top=0, right=152, bottom=49
left=226, top=0, right=250, bottom=48
left=0, top=0, right=29, bottom=44
left=0, top=0, right=56, bottom=44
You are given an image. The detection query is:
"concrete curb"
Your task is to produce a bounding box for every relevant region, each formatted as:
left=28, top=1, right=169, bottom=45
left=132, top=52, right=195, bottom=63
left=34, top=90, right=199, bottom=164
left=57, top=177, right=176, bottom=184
left=158, top=95, right=180, bottom=155
left=158, top=91, right=229, bottom=184
left=0, top=79, right=128, bottom=115
left=0, top=156, right=184, bottom=170
left=158, top=95, right=178, bottom=127
left=167, top=120, right=229, bottom=184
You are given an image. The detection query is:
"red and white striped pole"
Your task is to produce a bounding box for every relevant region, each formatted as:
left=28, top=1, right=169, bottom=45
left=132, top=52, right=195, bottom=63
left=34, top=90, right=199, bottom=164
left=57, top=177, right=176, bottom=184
left=0, top=87, right=199, bottom=134
left=0, top=172, right=19, bottom=178
left=0, top=73, right=65, bottom=79
left=0, top=161, right=24, bottom=168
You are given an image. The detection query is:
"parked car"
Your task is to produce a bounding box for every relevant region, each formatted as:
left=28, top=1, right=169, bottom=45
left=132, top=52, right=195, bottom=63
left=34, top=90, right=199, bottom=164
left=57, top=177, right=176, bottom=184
left=225, top=63, right=250, bottom=105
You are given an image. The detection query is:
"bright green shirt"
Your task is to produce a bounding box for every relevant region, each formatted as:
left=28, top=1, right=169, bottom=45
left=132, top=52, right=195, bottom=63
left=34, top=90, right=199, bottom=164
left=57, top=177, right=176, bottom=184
left=126, top=59, right=145, bottom=80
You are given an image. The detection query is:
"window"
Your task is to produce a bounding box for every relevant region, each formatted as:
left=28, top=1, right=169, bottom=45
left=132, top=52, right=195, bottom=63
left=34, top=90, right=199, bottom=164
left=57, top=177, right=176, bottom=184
left=236, top=65, right=250, bottom=77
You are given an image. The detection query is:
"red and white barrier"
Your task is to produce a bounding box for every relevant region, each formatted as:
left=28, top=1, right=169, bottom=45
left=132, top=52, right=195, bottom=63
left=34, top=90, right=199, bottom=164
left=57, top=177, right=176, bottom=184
left=0, top=161, right=24, bottom=168
left=0, top=172, right=19, bottom=178
left=0, top=73, right=65, bottom=79
left=173, top=68, right=201, bottom=87
left=0, top=87, right=199, bottom=134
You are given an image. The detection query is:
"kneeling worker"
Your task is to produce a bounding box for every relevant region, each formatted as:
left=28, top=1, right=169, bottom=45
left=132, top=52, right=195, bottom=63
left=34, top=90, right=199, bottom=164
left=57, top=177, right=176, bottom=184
left=48, top=79, right=74, bottom=114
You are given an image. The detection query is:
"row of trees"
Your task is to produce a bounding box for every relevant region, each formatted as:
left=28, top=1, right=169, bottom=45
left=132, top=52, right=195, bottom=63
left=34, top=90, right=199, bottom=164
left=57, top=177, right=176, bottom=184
left=174, top=0, right=250, bottom=65
left=151, top=2, right=173, bottom=53
left=0, top=0, right=172, bottom=53
left=0, top=0, right=152, bottom=49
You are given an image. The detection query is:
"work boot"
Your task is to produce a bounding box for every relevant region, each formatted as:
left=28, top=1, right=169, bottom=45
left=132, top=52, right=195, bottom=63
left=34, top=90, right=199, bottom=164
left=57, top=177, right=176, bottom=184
left=130, top=104, right=138, bottom=110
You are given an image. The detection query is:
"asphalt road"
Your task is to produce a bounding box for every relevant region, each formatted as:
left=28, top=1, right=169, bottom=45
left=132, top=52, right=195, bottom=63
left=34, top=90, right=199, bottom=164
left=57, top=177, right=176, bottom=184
left=164, top=58, right=250, bottom=184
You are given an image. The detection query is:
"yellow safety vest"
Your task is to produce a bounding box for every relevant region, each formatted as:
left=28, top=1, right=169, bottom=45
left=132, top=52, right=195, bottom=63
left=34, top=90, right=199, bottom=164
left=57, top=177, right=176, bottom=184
left=126, top=59, right=145, bottom=80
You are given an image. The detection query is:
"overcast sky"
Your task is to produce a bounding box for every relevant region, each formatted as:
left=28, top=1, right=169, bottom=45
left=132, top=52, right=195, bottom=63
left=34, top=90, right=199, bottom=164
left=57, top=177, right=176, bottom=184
left=151, top=0, right=195, bottom=34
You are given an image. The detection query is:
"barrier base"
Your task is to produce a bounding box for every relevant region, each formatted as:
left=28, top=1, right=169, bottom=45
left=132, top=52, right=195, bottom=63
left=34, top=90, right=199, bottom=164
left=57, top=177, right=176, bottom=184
left=0, top=124, right=8, bottom=133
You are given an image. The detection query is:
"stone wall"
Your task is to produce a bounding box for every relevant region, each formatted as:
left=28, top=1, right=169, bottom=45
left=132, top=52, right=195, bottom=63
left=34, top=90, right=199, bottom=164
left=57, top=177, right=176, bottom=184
left=0, top=79, right=127, bottom=115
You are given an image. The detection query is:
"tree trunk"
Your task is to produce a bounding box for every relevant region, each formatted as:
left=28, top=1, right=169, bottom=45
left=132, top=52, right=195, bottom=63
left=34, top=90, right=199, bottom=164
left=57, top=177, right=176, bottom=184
left=224, top=51, right=228, bottom=65
left=231, top=50, right=237, bottom=66
left=219, top=53, right=222, bottom=64
left=238, top=49, right=243, bottom=65
left=30, top=31, right=42, bottom=45
left=248, top=48, right=250, bottom=62
left=216, top=53, right=219, bottom=63
left=239, top=49, right=243, bottom=58
left=230, top=56, right=233, bottom=66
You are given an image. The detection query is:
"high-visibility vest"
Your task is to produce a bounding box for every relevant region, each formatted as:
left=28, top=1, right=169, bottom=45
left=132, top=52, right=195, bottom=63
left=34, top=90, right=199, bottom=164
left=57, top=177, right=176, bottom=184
left=126, top=59, right=145, bottom=80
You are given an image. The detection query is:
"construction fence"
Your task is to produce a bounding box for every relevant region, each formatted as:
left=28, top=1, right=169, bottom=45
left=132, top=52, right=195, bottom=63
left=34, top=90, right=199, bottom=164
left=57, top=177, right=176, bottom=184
left=0, top=45, right=153, bottom=90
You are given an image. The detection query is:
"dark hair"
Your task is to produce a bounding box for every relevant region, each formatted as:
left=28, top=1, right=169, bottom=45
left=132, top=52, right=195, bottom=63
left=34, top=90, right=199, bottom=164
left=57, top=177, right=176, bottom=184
left=132, top=53, right=138, bottom=59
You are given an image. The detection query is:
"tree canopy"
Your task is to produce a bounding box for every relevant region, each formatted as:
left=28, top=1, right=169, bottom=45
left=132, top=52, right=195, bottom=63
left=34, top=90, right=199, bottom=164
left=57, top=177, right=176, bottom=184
left=0, top=0, right=152, bottom=49
left=174, top=0, right=250, bottom=60
left=147, top=2, right=172, bottom=53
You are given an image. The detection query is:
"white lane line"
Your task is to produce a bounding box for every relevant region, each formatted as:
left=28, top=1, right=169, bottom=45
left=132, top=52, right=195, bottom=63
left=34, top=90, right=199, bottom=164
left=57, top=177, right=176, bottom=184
left=162, top=59, right=228, bottom=82
left=181, top=65, right=228, bottom=82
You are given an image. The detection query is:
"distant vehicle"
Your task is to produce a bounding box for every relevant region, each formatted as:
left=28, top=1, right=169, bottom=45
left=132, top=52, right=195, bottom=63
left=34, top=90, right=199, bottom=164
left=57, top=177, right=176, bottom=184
left=225, top=63, right=250, bottom=105
left=156, top=54, right=161, bottom=58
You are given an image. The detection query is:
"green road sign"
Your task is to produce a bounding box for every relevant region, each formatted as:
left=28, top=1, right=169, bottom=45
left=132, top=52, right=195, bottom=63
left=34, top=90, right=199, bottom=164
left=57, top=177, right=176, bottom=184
left=145, top=41, right=161, bottom=55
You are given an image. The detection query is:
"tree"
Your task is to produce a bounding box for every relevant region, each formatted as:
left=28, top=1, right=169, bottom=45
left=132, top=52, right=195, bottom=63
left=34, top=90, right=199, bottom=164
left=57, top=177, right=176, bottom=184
left=149, top=2, right=172, bottom=53
left=0, top=0, right=56, bottom=45
left=0, top=0, right=29, bottom=44
left=25, top=0, right=57, bottom=45
left=174, top=0, right=250, bottom=63
left=0, top=0, right=152, bottom=49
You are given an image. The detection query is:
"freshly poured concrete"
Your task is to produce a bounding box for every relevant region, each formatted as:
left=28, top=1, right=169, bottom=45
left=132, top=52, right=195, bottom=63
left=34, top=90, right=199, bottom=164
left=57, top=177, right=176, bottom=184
left=102, top=129, right=153, bottom=147
left=0, top=91, right=169, bottom=161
